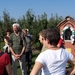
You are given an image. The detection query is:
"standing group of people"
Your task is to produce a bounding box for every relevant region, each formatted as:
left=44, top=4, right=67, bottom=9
left=1, top=23, right=75, bottom=75
left=1, top=23, right=33, bottom=75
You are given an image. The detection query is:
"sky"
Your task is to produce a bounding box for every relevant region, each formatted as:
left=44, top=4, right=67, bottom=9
left=0, top=0, right=75, bottom=20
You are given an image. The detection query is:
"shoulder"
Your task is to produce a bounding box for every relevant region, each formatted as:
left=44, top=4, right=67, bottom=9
left=0, top=52, right=10, bottom=59
left=10, top=33, right=16, bottom=40
left=36, top=51, right=48, bottom=60
left=19, top=31, right=25, bottom=37
left=35, top=51, right=49, bottom=65
left=3, top=53, right=10, bottom=65
left=10, top=33, right=14, bottom=37
left=3, top=52, right=10, bottom=57
left=27, top=35, right=33, bottom=41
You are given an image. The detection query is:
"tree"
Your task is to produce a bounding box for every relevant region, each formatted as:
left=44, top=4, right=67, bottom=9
left=48, top=13, right=63, bottom=28
left=3, top=9, right=11, bottom=29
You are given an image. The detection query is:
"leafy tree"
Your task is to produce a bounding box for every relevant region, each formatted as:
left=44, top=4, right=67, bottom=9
left=0, top=9, right=66, bottom=49
left=3, top=9, right=11, bottom=29
left=48, top=13, right=63, bottom=28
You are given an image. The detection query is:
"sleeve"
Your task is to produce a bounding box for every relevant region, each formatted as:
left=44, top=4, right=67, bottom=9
left=22, top=32, right=27, bottom=47
left=58, top=38, right=63, bottom=46
left=66, top=50, right=73, bottom=60
left=35, top=52, right=45, bottom=66
left=5, top=53, right=10, bottom=65
left=9, top=34, right=13, bottom=47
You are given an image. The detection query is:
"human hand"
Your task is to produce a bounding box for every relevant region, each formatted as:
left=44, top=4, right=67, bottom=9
left=14, top=54, right=20, bottom=60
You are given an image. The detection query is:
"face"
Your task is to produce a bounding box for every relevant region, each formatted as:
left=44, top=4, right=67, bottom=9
left=13, top=26, right=19, bottom=33
left=22, top=30, right=27, bottom=36
left=7, top=32, right=10, bottom=35
left=39, top=35, right=44, bottom=44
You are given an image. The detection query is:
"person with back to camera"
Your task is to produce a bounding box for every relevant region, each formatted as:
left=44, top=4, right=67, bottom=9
left=0, top=49, right=12, bottom=75
left=9, top=23, right=27, bottom=75
left=30, top=27, right=75, bottom=75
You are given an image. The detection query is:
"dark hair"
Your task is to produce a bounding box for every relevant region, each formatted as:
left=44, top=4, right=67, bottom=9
left=5, top=28, right=11, bottom=32
left=4, top=36, right=9, bottom=40
left=44, top=28, right=60, bottom=46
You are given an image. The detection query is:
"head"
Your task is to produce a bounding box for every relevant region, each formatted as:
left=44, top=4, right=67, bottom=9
left=4, top=36, right=9, bottom=44
left=12, top=23, right=20, bottom=33
left=22, top=29, right=28, bottom=36
left=5, top=28, right=11, bottom=35
left=43, top=28, right=60, bottom=47
left=38, top=29, right=46, bottom=44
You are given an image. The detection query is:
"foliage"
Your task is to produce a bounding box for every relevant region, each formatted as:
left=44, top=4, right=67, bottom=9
left=0, top=42, right=4, bottom=50
left=0, top=9, right=65, bottom=47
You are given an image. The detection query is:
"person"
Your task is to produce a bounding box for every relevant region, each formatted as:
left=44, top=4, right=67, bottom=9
left=38, top=29, right=47, bottom=75
left=3, top=29, right=12, bottom=75
left=22, top=29, right=33, bottom=74
left=57, top=38, right=65, bottom=48
left=3, top=36, right=10, bottom=53
left=30, top=27, right=75, bottom=75
left=0, top=50, right=12, bottom=75
left=3, top=29, right=12, bottom=62
left=26, top=28, right=31, bottom=37
left=3, top=29, right=12, bottom=53
left=9, top=23, right=27, bottom=75
left=38, top=29, right=47, bottom=52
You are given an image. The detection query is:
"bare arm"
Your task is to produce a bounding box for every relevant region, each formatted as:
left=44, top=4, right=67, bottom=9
left=9, top=46, right=15, bottom=56
left=57, top=44, right=61, bottom=48
left=19, top=32, right=26, bottom=56
left=19, top=46, right=26, bottom=56
left=6, top=63, right=12, bottom=75
left=4, top=38, right=9, bottom=45
left=69, top=56, right=75, bottom=75
left=30, top=61, right=43, bottom=75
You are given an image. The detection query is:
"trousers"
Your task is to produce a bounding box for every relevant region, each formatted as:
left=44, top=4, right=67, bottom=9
left=12, top=54, right=27, bottom=75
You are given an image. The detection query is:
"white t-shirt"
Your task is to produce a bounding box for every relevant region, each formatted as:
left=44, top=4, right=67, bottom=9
left=3, top=44, right=10, bottom=53
left=35, top=48, right=73, bottom=75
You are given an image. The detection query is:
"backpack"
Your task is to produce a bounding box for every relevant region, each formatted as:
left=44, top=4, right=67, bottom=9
left=0, top=52, right=8, bottom=75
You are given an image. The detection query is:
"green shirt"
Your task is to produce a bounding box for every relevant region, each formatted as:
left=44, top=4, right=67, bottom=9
left=9, top=31, right=26, bottom=54
left=25, top=36, right=32, bottom=52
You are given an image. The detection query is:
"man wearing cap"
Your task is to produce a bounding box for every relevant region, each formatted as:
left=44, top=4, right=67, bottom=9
left=9, top=23, right=27, bottom=75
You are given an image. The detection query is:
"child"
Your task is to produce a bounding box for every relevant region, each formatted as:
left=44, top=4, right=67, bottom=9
left=3, top=36, right=10, bottom=53
left=30, top=28, right=75, bottom=75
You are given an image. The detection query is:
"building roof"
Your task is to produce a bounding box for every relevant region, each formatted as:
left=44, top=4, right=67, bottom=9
left=57, top=16, right=74, bottom=28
